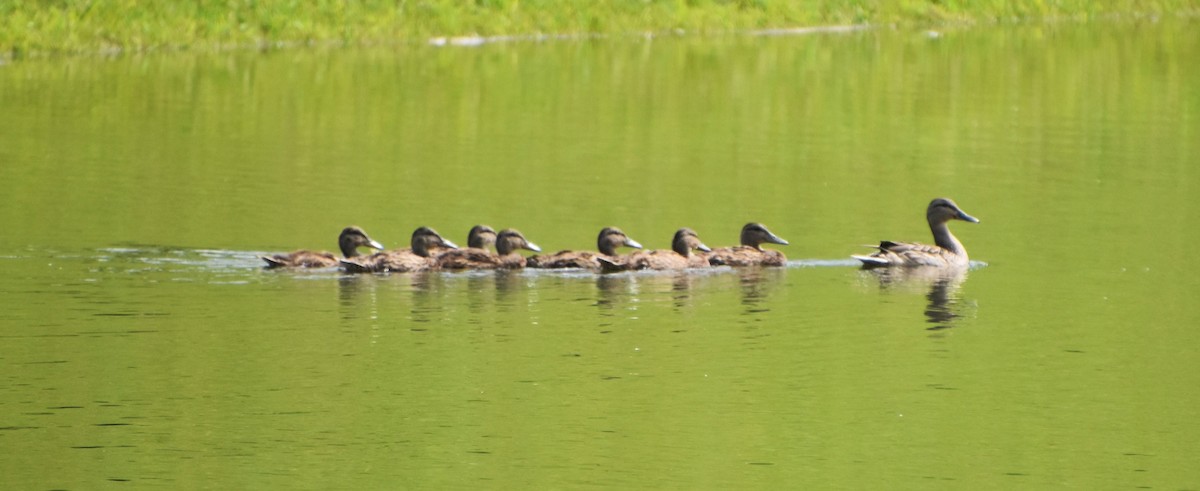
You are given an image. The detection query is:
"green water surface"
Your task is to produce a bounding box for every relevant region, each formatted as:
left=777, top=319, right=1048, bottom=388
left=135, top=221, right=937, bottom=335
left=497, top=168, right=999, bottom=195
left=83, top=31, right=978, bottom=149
left=1, top=20, right=1198, bottom=489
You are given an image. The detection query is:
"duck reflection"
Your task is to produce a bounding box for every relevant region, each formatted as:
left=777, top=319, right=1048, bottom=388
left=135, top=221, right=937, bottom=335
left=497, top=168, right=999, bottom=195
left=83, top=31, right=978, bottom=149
left=407, top=272, right=447, bottom=326
left=737, top=266, right=785, bottom=314
left=337, top=274, right=376, bottom=321
left=861, top=267, right=972, bottom=330
left=594, top=273, right=638, bottom=314
left=670, top=272, right=697, bottom=310
left=492, top=269, right=530, bottom=312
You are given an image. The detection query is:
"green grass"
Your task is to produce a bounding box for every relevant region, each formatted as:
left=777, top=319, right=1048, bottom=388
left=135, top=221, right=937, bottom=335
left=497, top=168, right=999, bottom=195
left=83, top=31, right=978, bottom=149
left=2, top=0, right=1198, bottom=58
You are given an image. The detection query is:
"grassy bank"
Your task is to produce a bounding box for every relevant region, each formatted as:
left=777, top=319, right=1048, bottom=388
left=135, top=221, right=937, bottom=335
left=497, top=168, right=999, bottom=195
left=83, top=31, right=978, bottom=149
left=3, top=0, right=1198, bottom=58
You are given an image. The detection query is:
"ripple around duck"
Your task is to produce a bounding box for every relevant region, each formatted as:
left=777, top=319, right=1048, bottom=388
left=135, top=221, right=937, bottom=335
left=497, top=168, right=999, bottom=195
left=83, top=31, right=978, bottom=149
left=87, top=248, right=988, bottom=280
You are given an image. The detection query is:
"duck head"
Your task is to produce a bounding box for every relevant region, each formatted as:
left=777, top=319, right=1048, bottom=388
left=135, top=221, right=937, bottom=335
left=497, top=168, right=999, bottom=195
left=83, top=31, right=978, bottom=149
left=338, top=226, right=385, bottom=257
left=671, top=228, right=711, bottom=257
left=597, top=227, right=643, bottom=256
left=740, top=223, right=789, bottom=251
left=411, top=226, right=459, bottom=257
left=926, top=198, right=980, bottom=225
left=467, top=225, right=498, bottom=250
left=496, top=229, right=541, bottom=255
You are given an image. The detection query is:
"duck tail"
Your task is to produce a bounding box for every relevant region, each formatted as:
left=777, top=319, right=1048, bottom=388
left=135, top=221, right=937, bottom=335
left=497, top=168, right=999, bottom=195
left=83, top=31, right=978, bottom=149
left=261, top=256, right=286, bottom=268
left=851, top=255, right=890, bottom=267
left=596, top=256, right=626, bottom=273
left=339, top=259, right=370, bottom=273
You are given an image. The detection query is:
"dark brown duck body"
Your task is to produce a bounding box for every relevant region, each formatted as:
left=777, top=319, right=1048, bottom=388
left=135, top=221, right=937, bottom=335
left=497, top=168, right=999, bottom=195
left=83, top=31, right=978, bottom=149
left=853, top=198, right=979, bottom=269
left=600, top=228, right=711, bottom=271
left=341, top=227, right=459, bottom=273
left=436, top=229, right=541, bottom=270
left=706, top=223, right=789, bottom=267
left=431, top=225, right=498, bottom=270
left=262, top=226, right=384, bottom=268
left=527, top=227, right=643, bottom=271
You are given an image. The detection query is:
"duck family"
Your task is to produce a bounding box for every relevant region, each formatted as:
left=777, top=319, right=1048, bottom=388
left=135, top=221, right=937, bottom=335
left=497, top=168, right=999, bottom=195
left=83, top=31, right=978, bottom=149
left=262, top=198, right=980, bottom=273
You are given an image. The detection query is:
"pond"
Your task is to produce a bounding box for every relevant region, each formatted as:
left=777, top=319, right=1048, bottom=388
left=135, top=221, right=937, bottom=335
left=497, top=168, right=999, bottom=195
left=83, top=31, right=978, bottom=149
left=1, top=20, right=1198, bottom=489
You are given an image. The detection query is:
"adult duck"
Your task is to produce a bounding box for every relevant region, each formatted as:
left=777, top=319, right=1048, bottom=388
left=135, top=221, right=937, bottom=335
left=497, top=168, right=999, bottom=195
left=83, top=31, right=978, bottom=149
left=707, top=223, right=789, bottom=267
left=852, top=197, right=979, bottom=268
left=341, top=227, right=459, bottom=273
left=262, top=226, right=384, bottom=268
left=437, top=229, right=542, bottom=270
left=526, top=227, right=643, bottom=271
left=599, top=228, right=711, bottom=271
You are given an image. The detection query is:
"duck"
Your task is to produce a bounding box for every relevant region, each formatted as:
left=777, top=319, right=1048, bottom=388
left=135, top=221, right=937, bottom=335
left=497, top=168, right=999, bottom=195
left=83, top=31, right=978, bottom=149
left=706, top=223, right=789, bottom=267
left=599, top=228, right=712, bottom=271
left=852, top=197, right=979, bottom=268
left=432, top=224, right=496, bottom=267
left=341, top=227, right=459, bottom=273
left=526, top=227, right=643, bottom=270
left=436, top=229, right=542, bottom=269
left=262, top=226, right=384, bottom=268
left=464, top=225, right=498, bottom=250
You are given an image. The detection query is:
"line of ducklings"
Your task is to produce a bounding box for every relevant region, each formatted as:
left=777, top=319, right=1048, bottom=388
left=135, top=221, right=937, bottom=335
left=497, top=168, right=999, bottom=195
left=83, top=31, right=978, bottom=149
left=262, top=198, right=979, bottom=273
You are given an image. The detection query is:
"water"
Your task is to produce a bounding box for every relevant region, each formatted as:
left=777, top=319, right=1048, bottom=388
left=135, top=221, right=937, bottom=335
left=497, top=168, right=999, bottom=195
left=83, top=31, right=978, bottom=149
left=2, top=20, right=1199, bottom=489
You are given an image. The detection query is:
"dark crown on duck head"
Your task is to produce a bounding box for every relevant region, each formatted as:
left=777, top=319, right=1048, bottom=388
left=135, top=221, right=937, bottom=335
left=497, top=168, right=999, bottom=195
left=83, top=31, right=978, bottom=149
left=597, top=227, right=643, bottom=256
left=467, top=225, right=498, bottom=249
left=672, top=228, right=711, bottom=256
left=739, top=223, right=789, bottom=251
left=411, top=227, right=459, bottom=257
left=926, top=198, right=980, bottom=225
left=496, top=229, right=541, bottom=255
left=338, top=226, right=385, bottom=257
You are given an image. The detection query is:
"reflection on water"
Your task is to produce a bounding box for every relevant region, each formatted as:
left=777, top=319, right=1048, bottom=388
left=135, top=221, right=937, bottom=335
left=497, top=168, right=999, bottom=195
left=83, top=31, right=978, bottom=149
left=595, top=273, right=638, bottom=315
left=859, top=266, right=974, bottom=330
left=737, top=267, right=785, bottom=313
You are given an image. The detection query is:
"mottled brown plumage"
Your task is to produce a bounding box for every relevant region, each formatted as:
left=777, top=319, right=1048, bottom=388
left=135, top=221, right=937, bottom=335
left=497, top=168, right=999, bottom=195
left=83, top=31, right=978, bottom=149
left=431, top=225, right=498, bottom=269
left=706, top=223, right=789, bottom=267
left=526, top=227, right=643, bottom=271
left=852, top=197, right=980, bottom=268
left=436, top=229, right=541, bottom=270
left=341, top=227, right=459, bottom=273
left=262, top=226, right=384, bottom=269
left=600, top=228, right=712, bottom=271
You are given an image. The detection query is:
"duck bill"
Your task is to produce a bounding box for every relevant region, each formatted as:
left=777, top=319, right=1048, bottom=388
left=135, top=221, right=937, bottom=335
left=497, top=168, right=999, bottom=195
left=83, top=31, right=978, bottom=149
left=441, top=240, right=460, bottom=249
left=958, top=211, right=980, bottom=223
left=697, top=243, right=712, bottom=253
left=524, top=242, right=542, bottom=253
left=368, top=240, right=386, bottom=250
left=766, top=234, right=789, bottom=246
left=624, top=238, right=644, bottom=249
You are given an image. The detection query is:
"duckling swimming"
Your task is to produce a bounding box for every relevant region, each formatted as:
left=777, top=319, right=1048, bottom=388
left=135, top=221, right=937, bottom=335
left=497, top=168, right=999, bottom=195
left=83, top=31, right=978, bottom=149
left=431, top=225, right=497, bottom=268
left=526, top=227, right=643, bottom=270
left=599, top=228, right=711, bottom=271
left=341, top=227, right=459, bottom=273
left=436, top=229, right=541, bottom=269
left=852, top=197, right=979, bottom=268
left=706, top=223, right=789, bottom=267
left=262, top=226, right=384, bottom=268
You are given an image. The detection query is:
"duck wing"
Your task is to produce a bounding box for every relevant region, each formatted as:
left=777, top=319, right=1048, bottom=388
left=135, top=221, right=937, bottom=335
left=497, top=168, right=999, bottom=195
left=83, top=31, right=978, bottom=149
left=852, top=241, right=954, bottom=268
left=435, top=248, right=501, bottom=270
left=263, top=250, right=337, bottom=268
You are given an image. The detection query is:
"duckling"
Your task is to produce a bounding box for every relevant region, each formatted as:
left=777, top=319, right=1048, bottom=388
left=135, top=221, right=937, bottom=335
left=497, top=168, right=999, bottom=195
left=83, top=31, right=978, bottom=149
left=341, top=227, right=459, bottom=273
left=437, top=229, right=542, bottom=270
left=707, top=223, right=789, bottom=267
left=526, top=227, right=643, bottom=270
left=465, top=225, right=498, bottom=250
left=852, top=197, right=979, bottom=268
left=431, top=225, right=497, bottom=268
left=599, top=228, right=712, bottom=271
left=262, top=226, right=384, bottom=268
